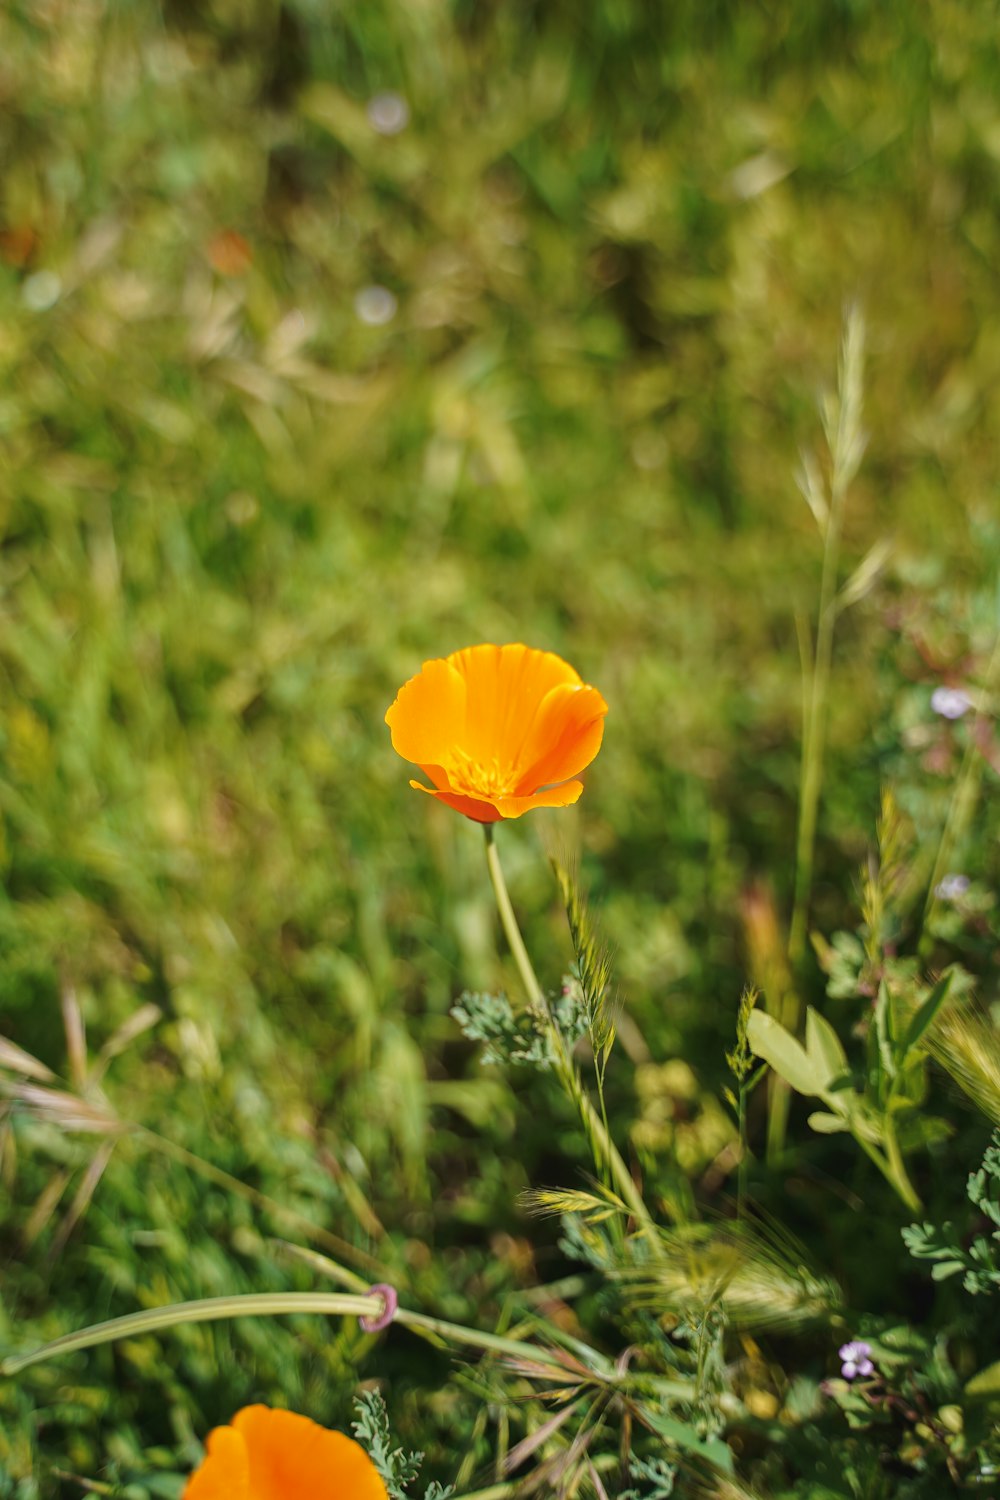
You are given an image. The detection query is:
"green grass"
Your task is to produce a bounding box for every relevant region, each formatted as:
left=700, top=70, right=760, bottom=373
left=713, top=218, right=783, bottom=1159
left=1, top=1, right=1000, bottom=1494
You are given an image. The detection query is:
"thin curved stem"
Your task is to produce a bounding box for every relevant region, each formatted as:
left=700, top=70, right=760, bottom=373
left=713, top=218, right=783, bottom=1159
left=1, top=1292, right=380, bottom=1377
left=0, top=1291, right=570, bottom=1381
left=3, top=1287, right=708, bottom=1405
left=484, top=826, right=546, bottom=1007
left=882, top=1119, right=922, bottom=1214
left=850, top=1122, right=921, bottom=1214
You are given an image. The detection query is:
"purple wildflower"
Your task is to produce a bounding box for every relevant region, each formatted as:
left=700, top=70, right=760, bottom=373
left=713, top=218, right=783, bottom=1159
left=935, top=873, right=970, bottom=902
left=931, top=686, right=973, bottom=720
left=839, top=1340, right=874, bottom=1380
left=366, top=92, right=409, bottom=135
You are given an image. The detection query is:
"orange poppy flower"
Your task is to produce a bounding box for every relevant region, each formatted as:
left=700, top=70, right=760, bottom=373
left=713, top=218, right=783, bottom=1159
left=386, top=643, right=608, bottom=823
left=184, top=1405, right=388, bottom=1500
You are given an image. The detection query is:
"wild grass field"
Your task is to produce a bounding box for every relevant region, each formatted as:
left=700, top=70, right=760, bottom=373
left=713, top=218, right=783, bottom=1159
left=2, top=2, right=1000, bottom=1495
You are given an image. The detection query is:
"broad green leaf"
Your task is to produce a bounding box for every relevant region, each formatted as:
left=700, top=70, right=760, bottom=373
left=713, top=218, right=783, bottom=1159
left=805, top=1007, right=849, bottom=1089
left=642, top=1407, right=734, bottom=1470
left=966, top=1361, right=1000, bottom=1400
left=901, top=972, right=953, bottom=1058
left=808, top=1111, right=851, bottom=1135
left=747, top=1010, right=827, bottom=1098
left=893, top=1112, right=953, bottom=1151
left=931, top=1260, right=967, bottom=1281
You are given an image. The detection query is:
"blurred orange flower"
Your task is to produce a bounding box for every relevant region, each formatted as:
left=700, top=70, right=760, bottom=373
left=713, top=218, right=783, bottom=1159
left=206, top=229, right=253, bottom=277
left=184, top=1405, right=388, bottom=1500
left=386, top=643, right=608, bottom=823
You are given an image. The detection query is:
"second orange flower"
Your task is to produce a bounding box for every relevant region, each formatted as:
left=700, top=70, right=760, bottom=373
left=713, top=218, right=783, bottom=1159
left=184, top=1405, right=387, bottom=1500
left=386, top=643, right=608, bottom=823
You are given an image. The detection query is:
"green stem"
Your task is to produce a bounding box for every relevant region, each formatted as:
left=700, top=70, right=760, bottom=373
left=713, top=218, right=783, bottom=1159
left=789, top=494, right=842, bottom=966
left=851, top=1129, right=893, bottom=1186
left=736, top=1085, right=747, bottom=1222
left=451, top=1453, right=619, bottom=1500
left=918, top=633, right=1000, bottom=957
left=779, top=419, right=854, bottom=1167
left=883, top=1118, right=922, bottom=1214
left=397, top=1308, right=602, bottom=1370
left=3, top=1289, right=709, bottom=1405
left=1, top=1292, right=380, bottom=1376
left=0, top=1291, right=575, bottom=1381
left=595, top=1066, right=625, bottom=1256
left=879, top=1072, right=922, bottom=1214
left=483, top=827, right=663, bottom=1257
left=789, top=306, right=865, bottom=968
left=850, top=1124, right=920, bottom=1213
left=277, top=1241, right=629, bottom=1377
left=483, top=825, right=546, bottom=1009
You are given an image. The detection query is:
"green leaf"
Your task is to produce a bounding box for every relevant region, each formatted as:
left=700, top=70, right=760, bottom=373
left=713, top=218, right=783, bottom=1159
left=747, top=1010, right=828, bottom=1098
left=893, top=1112, right=953, bottom=1152
left=966, top=1361, right=1000, bottom=1401
left=931, top=1260, right=967, bottom=1281
left=808, top=1111, right=851, bottom=1135
left=642, top=1407, right=734, bottom=1470
left=805, top=1007, right=849, bottom=1089
left=901, top=972, right=952, bottom=1058
left=874, top=980, right=897, bottom=1081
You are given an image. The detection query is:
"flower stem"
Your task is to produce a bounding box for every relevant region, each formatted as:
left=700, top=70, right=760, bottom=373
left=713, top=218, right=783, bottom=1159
left=0, top=1292, right=380, bottom=1377
left=483, top=826, right=547, bottom=1009
left=850, top=1121, right=921, bottom=1214
left=483, top=827, right=663, bottom=1258
left=879, top=1073, right=922, bottom=1213
left=882, top=1119, right=922, bottom=1214
left=0, top=1290, right=575, bottom=1381
left=2, top=1287, right=707, bottom=1404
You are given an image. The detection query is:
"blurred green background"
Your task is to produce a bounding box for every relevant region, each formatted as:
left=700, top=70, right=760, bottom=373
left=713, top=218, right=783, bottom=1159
left=1, top=0, right=1000, bottom=1492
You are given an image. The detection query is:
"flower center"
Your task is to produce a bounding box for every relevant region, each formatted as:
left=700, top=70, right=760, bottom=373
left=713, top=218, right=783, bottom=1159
left=448, top=749, right=515, bottom=800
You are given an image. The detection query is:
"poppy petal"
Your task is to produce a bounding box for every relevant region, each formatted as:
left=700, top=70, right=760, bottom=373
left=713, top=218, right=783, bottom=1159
left=410, top=780, right=504, bottom=823
left=232, top=1406, right=388, bottom=1499
left=183, top=1424, right=250, bottom=1500
left=414, top=761, right=454, bottom=791
left=493, top=780, right=586, bottom=818
left=385, top=657, right=467, bottom=768
left=448, top=644, right=581, bottom=769
left=512, top=683, right=608, bottom=794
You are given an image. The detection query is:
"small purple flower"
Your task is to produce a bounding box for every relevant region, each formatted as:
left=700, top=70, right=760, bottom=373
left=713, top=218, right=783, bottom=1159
left=931, top=686, right=973, bottom=720
left=839, top=1340, right=874, bottom=1380
left=366, top=91, right=409, bottom=135
left=935, top=873, right=970, bottom=902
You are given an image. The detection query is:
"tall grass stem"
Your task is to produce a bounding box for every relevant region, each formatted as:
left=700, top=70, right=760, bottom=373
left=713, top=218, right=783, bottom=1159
left=483, top=827, right=663, bottom=1257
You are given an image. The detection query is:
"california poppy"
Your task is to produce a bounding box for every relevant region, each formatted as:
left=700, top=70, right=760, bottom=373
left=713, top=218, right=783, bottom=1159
left=184, top=1405, right=388, bottom=1500
left=386, top=643, right=608, bottom=823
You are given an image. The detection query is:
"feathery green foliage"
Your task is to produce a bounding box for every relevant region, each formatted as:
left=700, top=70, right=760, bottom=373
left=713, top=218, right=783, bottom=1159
left=904, top=1131, right=1000, bottom=1296
left=451, top=987, right=588, bottom=1068
left=353, top=1391, right=454, bottom=1500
